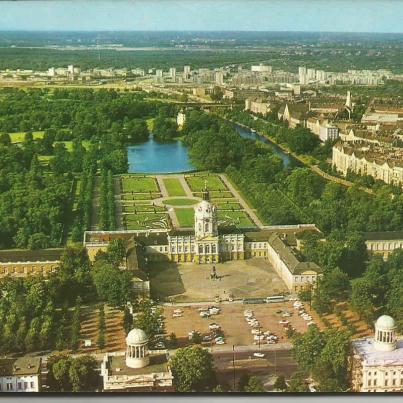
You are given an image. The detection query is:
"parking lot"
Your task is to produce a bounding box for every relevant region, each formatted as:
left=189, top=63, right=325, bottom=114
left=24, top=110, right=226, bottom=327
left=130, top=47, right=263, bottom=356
left=163, top=300, right=316, bottom=348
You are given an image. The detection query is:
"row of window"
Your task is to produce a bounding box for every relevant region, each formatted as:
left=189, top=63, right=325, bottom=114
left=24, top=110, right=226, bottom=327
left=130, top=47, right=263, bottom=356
left=0, top=381, right=35, bottom=391
left=368, top=379, right=403, bottom=387
left=0, top=266, right=57, bottom=274
left=368, top=242, right=403, bottom=251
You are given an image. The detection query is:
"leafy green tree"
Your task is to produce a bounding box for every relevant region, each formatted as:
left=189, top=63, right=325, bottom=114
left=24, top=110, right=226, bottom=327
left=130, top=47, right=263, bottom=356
left=273, top=375, right=287, bottom=391
left=244, top=376, right=265, bottom=392
left=291, top=326, right=326, bottom=373
left=122, top=306, right=133, bottom=336
left=287, top=372, right=308, bottom=392
left=133, top=300, right=164, bottom=343
left=92, top=261, right=133, bottom=307
left=51, top=355, right=71, bottom=392
left=68, top=355, right=99, bottom=392
left=170, top=346, right=216, bottom=392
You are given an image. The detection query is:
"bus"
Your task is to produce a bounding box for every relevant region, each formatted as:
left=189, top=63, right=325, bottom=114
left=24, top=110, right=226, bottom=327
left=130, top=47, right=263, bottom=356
left=265, top=295, right=286, bottom=303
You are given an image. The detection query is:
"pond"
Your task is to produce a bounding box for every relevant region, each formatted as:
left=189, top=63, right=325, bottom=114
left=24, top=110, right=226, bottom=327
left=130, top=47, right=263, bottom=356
left=127, top=123, right=297, bottom=173
left=231, top=122, right=295, bottom=167
left=127, top=135, right=195, bottom=173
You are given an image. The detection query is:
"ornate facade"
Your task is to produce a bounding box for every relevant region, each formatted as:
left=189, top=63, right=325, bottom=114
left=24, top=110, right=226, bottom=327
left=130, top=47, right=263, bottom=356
left=350, top=315, right=403, bottom=392
left=84, top=191, right=322, bottom=292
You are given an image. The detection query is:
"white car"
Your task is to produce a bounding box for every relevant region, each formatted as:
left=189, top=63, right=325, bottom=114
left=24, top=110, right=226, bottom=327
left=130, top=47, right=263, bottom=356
left=254, top=335, right=265, bottom=341
left=173, top=309, right=183, bottom=314
left=215, top=340, right=225, bottom=345
left=209, top=308, right=220, bottom=315
left=209, top=323, right=220, bottom=330
left=253, top=352, right=265, bottom=358
left=279, top=320, right=289, bottom=325
left=200, top=311, right=210, bottom=318
left=172, top=313, right=183, bottom=318
left=282, top=312, right=291, bottom=317
left=251, top=329, right=262, bottom=335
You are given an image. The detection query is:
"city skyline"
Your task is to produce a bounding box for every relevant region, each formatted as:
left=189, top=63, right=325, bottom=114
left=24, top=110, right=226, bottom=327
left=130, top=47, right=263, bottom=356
left=0, top=0, right=402, bottom=33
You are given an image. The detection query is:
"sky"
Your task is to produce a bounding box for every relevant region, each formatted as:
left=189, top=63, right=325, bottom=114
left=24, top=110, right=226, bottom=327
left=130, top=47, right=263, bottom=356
left=0, top=0, right=402, bottom=33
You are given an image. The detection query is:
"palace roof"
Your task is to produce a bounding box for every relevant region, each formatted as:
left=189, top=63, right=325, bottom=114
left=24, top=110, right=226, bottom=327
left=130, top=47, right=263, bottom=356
left=352, top=338, right=403, bottom=366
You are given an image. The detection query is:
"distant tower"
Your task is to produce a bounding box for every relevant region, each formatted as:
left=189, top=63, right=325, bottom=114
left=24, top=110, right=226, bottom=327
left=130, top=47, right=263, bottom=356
left=374, top=315, right=397, bottom=352
left=125, top=328, right=150, bottom=369
left=194, top=183, right=218, bottom=239
left=177, top=109, right=186, bottom=128
left=345, top=91, right=352, bottom=109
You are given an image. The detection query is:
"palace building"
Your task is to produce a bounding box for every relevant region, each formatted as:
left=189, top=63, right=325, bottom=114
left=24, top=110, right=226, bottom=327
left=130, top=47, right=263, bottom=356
left=84, top=189, right=323, bottom=293
left=101, top=328, right=173, bottom=391
left=350, top=315, right=403, bottom=392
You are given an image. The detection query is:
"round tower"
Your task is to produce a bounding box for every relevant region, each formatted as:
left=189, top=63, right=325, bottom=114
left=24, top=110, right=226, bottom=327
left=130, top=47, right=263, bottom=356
left=125, top=328, right=150, bottom=369
left=374, top=315, right=396, bottom=352
left=194, top=184, right=218, bottom=239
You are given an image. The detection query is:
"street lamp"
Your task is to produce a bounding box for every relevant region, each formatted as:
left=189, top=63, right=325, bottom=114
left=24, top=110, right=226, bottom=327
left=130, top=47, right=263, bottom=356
left=232, top=345, right=236, bottom=392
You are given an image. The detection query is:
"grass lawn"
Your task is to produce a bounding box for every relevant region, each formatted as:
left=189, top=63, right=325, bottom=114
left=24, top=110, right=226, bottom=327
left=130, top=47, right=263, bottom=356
left=186, top=174, right=227, bottom=192
left=123, top=205, right=166, bottom=213
left=122, top=193, right=161, bottom=201
left=9, top=131, right=45, bottom=143
left=124, top=212, right=169, bottom=230
left=174, top=208, right=195, bottom=227
left=163, top=178, right=186, bottom=197
left=162, top=198, right=198, bottom=206
left=54, top=140, right=91, bottom=152
left=121, top=176, right=159, bottom=193
left=218, top=211, right=255, bottom=227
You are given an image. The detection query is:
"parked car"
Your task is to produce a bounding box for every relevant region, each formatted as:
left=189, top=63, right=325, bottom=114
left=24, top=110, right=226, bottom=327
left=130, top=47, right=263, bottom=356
left=209, top=323, right=220, bottom=330
left=253, top=352, right=265, bottom=358
left=215, top=339, right=225, bottom=345
left=172, top=313, right=183, bottom=318
left=279, top=320, right=289, bottom=325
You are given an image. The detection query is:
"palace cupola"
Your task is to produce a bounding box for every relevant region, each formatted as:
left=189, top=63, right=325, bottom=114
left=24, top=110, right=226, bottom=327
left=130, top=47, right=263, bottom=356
left=194, top=182, right=218, bottom=239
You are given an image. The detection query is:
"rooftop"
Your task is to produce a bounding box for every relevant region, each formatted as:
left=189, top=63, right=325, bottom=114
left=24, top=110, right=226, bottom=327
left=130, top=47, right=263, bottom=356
left=268, top=234, right=322, bottom=275
left=352, top=338, right=403, bottom=366
left=0, top=357, right=41, bottom=376
left=106, top=353, right=169, bottom=377
left=363, top=231, right=403, bottom=241
left=0, top=249, right=63, bottom=263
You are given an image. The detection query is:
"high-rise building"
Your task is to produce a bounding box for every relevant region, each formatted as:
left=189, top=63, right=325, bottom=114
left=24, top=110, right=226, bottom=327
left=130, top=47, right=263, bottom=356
left=215, top=71, right=224, bottom=86
left=298, top=66, right=308, bottom=85
left=169, top=67, right=176, bottom=81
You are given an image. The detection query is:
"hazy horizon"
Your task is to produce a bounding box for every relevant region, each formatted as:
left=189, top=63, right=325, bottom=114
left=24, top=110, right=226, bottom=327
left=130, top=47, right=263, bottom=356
left=0, top=0, right=402, bottom=34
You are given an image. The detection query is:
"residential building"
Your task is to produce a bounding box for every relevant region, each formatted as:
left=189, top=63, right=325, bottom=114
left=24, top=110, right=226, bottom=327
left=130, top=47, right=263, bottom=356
left=215, top=71, right=224, bottom=86
left=251, top=64, right=272, bottom=73
left=0, top=357, right=41, bottom=392
left=177, top=110, right=186, bottom=128
left=350, top=315, right=403, bottom=392
left=319, top=122, right=339, bottom=142
left=245, top=98, right=271, bottom=116
left=332, top=141, right=403, bottom=187
left=278, top=102, right=309, bottom=128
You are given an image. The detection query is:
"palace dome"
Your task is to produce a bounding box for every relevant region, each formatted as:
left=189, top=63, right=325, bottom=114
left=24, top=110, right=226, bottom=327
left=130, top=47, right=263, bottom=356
left=126, top=328, right=148, bottom=345
left=375, top=315, right=396, bottom=330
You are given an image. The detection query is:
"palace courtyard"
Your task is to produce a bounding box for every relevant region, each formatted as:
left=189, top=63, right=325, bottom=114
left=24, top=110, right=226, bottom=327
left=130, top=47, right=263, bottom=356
left=148, top=258, right=288, bottom=303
